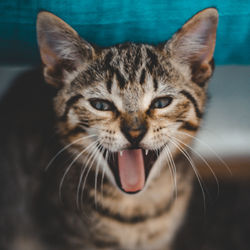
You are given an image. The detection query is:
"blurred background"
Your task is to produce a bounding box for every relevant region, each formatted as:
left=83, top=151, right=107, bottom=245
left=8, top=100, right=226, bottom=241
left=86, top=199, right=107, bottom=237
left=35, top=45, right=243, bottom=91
left=0, top=0, right=249, bottom=180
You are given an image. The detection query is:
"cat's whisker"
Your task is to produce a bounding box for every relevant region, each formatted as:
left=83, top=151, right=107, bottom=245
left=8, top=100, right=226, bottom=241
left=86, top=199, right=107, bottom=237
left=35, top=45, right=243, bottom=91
left=80, top=141, right=104, bottom=207
left=163, top=145, right=178, bottom=198
left=101, top=149, right=109, bottom=203
left=76, top=140, right=102, bottom=209
left=168, top=137, right=207, bottom=211
left=176, top=130, right=232, bottom=176
left=76, top=145, right=95, bottom=210
left=45, top=134, right=96, bottom=171
left=76, top=143, right=99, bottom=210
left=166, top=145, right=178, bottom=199
left=94, top=143, right=105, bottom=207
left=59, top=140, right=98, bottom=202
left=171, top=135, right=220, bottom=196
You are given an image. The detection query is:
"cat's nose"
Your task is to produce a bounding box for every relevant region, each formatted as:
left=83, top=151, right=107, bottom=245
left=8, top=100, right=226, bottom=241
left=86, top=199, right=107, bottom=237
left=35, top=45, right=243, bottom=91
left=130, top=125, right=147, bottom=143
left=122, top=125, right=147, bottom=145
left=121, top=115, right=147, bottom=145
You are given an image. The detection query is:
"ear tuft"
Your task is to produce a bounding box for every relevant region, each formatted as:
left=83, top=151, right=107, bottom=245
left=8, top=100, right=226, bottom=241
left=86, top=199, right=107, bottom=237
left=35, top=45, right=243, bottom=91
left=36, top=11, right=94, bottom=86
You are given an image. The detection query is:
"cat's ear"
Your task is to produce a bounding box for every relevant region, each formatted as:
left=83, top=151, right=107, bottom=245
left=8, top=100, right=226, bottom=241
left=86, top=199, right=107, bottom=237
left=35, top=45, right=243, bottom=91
left=166, top=8, right=218, bottom=86
left=37, top=11, right=95, bottom=87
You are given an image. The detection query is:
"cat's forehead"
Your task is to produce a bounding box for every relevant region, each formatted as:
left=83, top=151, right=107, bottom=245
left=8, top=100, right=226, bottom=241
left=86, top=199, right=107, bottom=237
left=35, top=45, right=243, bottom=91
left=100, top=43, right=162, bottom=79
left=105, top=43, right=146, bottom=71
left=79, top=43, right=176, bottom=89
left=71, top=42, right=179, bottom=110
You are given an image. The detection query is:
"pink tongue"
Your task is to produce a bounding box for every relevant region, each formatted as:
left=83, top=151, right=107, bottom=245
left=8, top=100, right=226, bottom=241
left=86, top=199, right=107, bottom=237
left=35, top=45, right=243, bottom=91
left=118, top=149, right=145, bottom=192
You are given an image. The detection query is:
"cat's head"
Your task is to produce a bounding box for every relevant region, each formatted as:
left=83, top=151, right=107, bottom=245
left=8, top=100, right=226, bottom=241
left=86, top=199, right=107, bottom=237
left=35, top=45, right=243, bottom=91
left=37, top=8, right=218, bottom=194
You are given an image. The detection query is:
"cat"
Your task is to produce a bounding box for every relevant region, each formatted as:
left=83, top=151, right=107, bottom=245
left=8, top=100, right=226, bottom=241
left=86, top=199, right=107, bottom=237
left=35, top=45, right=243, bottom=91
left=0, top=8, right=218, bottom=250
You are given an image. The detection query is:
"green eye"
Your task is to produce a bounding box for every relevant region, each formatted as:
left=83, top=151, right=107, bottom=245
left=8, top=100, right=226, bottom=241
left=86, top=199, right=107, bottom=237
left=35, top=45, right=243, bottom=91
left=151, top=96, right=173, bottom=109
left=89, top=99, right=114, bottom=111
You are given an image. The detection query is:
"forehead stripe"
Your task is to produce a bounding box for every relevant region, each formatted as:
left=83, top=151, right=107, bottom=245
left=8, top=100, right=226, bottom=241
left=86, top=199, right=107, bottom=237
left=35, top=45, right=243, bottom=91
left=146, top=48, right=158, bottom=73
left=106, top=79, right=113, bottom=93
left=134, top=49, right=142, bottom=70
left=104, top=51, right=114, bottom=66
left=114, top=68, right=126, bottom=89
left=153, top=78, right=158, bottom=91
left=139, top=68, right=146, bottom=85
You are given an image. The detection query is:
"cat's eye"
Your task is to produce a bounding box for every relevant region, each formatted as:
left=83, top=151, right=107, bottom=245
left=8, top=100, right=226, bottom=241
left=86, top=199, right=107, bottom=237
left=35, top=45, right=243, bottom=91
left=89, top=99, right=114, bottom=111
left=150, top=96, right=173, bottom=109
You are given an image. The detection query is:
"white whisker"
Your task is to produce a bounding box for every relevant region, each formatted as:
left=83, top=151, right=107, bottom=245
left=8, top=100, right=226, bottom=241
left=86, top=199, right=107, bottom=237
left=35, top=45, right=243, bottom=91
left=76, top=140, right=101, bottom=209
left=101, top=149, right=109, bottom=203
left=168, top=137, right=207, bottom=211
left=176, top=130, right=232, bottom=175
left=171, top=135, right=220, bottom=196
left=163, top=145, right=178, bottom=198
left=80, top=141, right=103, bottom=206
left=59, top=140, right=97, bottom=202
left=45, top=134, right=96, bottom=171
left=76, top=143, right=98, bottom=210
left=94, top=144, right=105, bottom=207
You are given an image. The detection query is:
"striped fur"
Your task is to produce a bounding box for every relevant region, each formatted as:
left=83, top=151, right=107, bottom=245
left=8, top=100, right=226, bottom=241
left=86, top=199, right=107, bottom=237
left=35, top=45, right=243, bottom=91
left=0, top=8, right=218, bottom=250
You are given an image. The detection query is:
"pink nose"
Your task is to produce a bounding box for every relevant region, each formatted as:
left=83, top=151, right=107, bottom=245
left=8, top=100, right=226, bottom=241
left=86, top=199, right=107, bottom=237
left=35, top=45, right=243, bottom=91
left=128, top=129, right=142, bottom=139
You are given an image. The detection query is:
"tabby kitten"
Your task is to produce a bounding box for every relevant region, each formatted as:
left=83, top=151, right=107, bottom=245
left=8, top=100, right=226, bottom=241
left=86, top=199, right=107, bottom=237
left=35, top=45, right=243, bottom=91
left=0, top=8, right=218, bottom=250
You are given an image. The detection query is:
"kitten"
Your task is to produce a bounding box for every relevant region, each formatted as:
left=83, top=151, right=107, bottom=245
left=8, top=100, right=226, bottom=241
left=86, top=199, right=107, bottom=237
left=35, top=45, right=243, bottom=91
left=0, top=8, right=218, bottom=250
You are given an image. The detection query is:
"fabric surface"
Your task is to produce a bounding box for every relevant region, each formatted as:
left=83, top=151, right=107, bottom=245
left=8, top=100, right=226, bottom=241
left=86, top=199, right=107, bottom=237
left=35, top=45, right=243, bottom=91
left=0, top=0, right=250, bottom=65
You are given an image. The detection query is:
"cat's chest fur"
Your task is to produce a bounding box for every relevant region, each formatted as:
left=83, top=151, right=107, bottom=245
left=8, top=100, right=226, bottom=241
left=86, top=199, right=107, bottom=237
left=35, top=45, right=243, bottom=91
left=63, top=162, right=193, bottom=250
left=42, top=160, right=193, bottom=250
left=90, top=173, right=192, bottom=250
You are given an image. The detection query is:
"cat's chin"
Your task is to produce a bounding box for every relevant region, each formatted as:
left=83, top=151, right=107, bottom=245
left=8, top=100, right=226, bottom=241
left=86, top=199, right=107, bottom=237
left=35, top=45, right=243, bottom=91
left=106, top=147, right=165, bottom=195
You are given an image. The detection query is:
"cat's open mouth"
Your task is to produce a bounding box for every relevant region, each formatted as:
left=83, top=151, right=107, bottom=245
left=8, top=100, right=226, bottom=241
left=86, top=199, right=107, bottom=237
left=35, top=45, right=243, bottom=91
left=106, top=148, right=163, bottom=194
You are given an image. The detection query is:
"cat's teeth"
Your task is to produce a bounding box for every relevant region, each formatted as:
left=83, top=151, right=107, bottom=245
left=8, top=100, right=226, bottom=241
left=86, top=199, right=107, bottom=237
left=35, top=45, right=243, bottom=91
left=145, top=149, right=149, bottom=156
left=120, top=151, right=123, bottom=156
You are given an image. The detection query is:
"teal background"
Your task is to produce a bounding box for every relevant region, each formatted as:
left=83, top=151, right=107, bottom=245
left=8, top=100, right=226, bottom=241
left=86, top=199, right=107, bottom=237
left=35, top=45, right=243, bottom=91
left=0, top=0, right=250, bottom=65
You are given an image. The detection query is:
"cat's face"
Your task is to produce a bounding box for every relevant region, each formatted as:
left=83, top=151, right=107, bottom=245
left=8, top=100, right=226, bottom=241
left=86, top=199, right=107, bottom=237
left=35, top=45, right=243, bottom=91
left=37, top=8, right=218, bottom=194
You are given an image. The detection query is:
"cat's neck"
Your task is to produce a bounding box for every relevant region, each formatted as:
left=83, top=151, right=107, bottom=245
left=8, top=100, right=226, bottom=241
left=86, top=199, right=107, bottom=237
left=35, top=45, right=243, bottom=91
left=81, top=159, right=193, bottom=219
